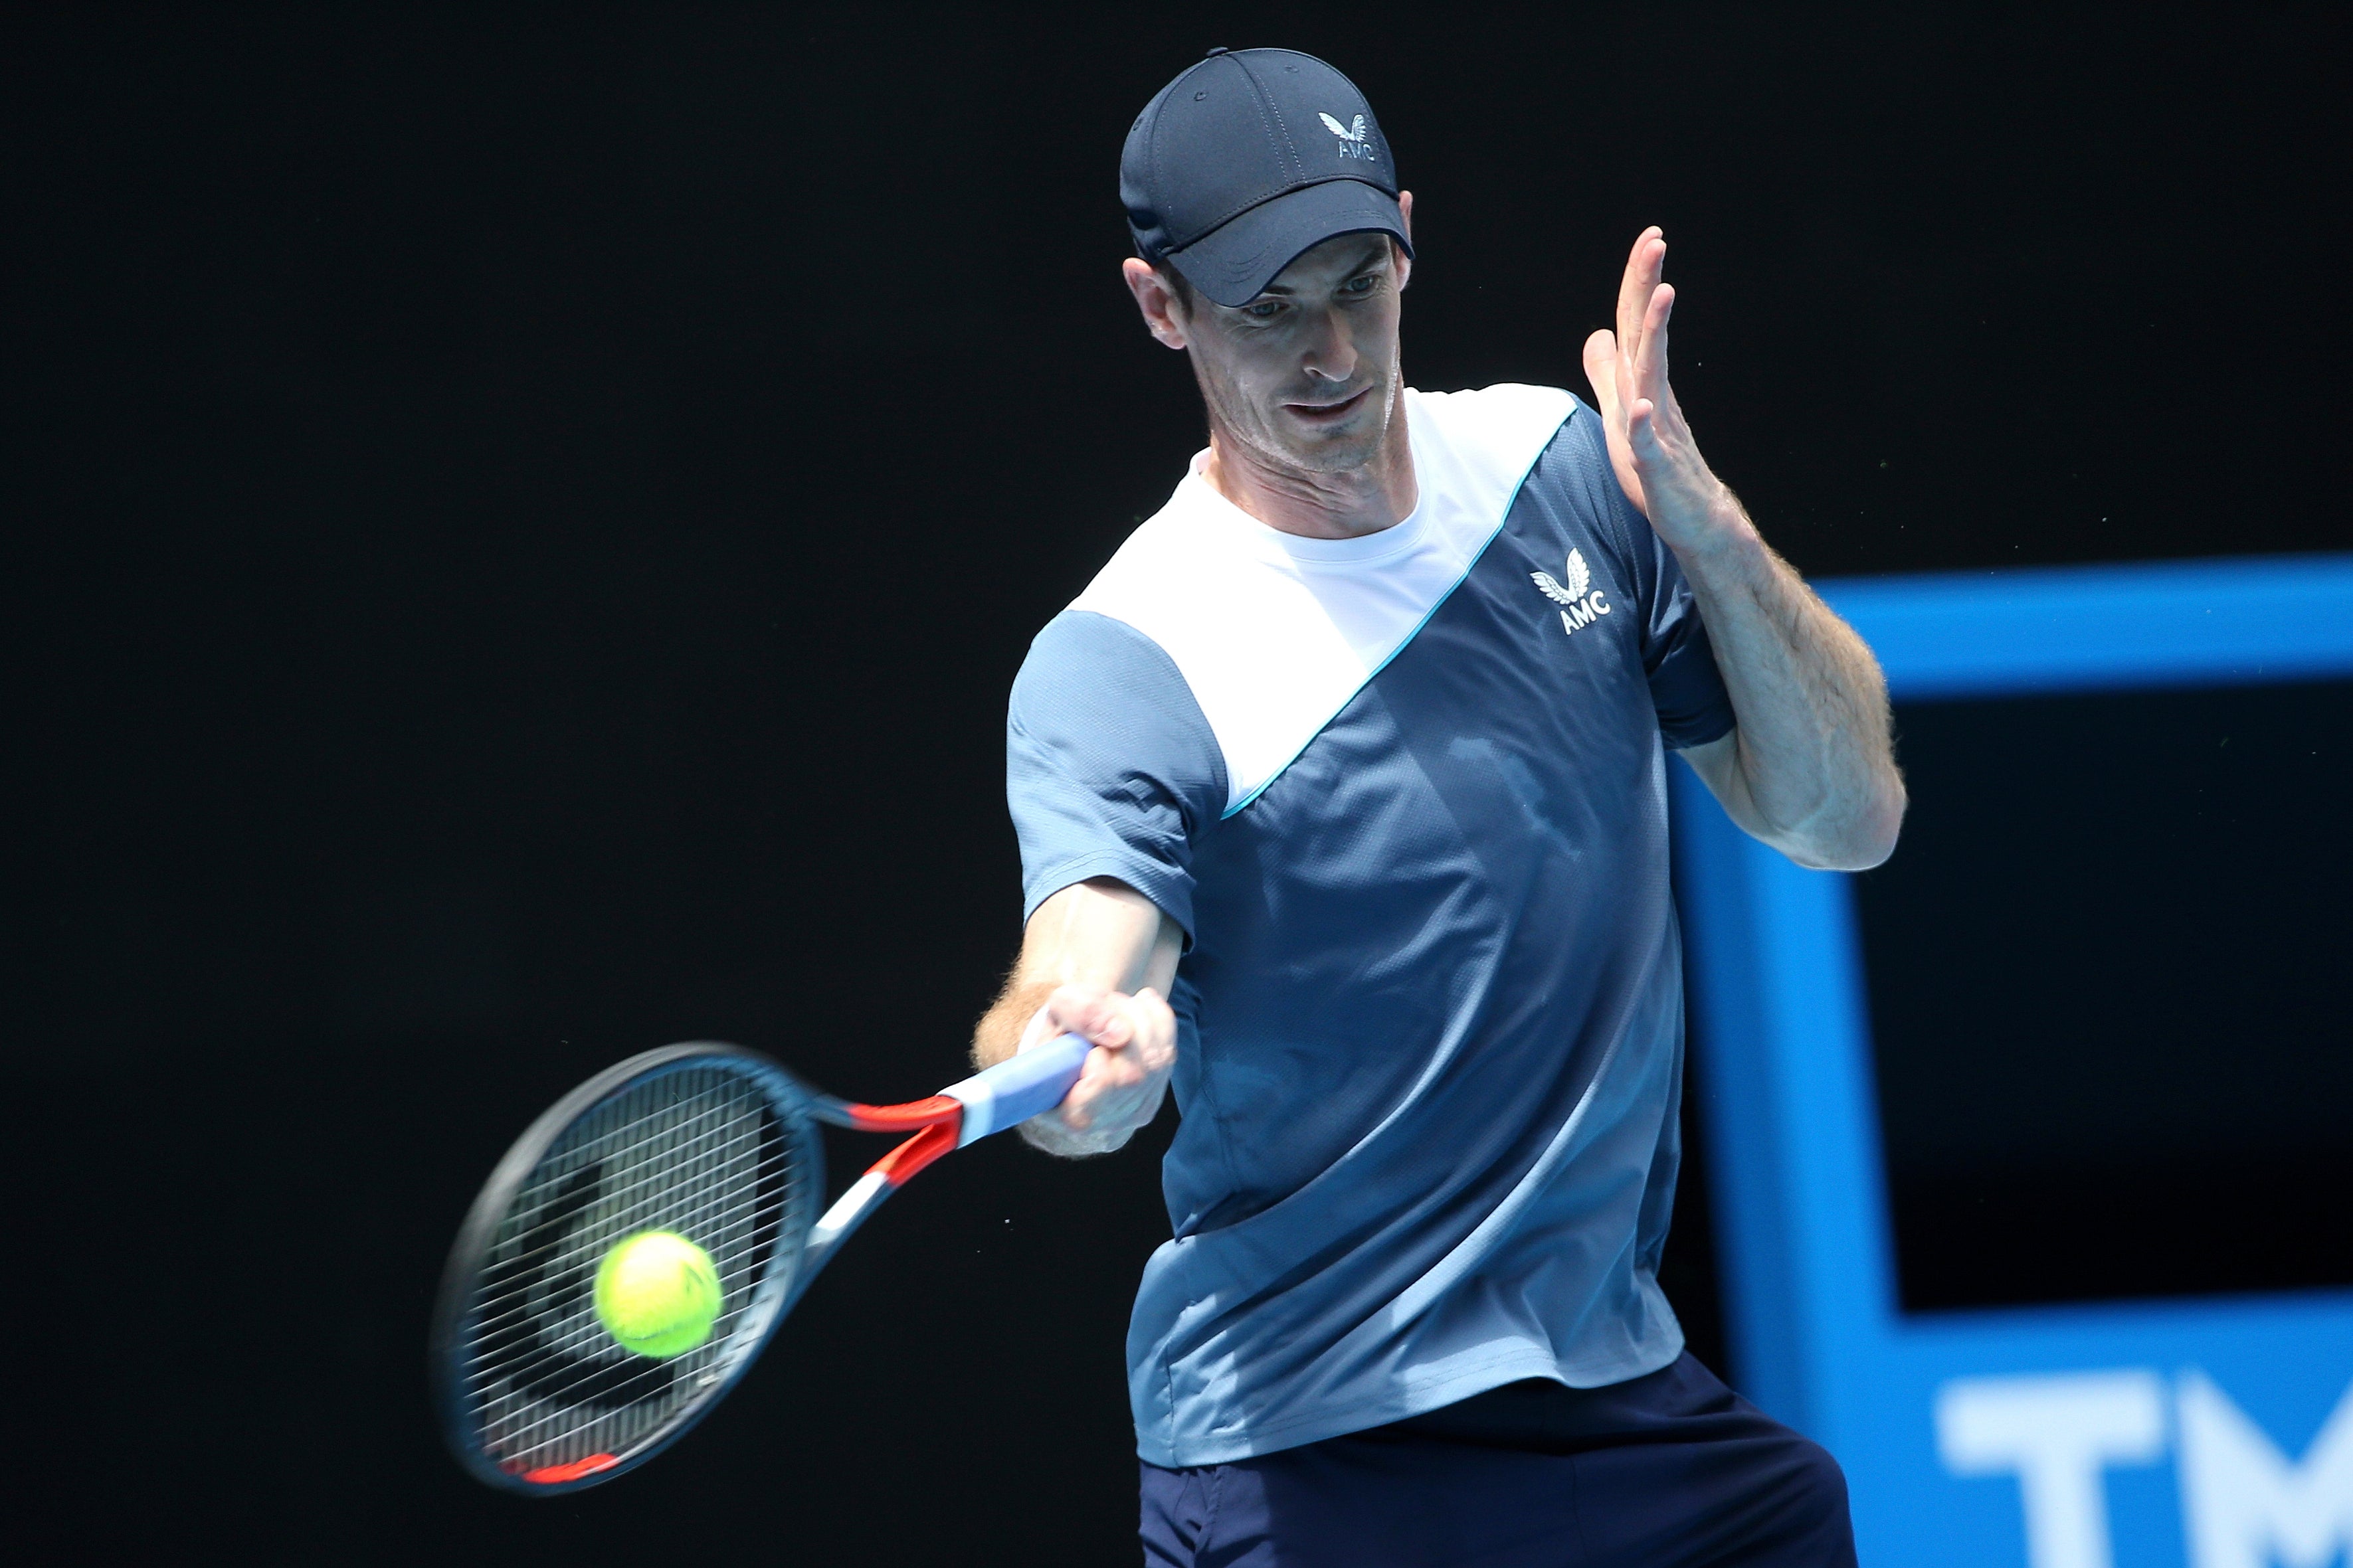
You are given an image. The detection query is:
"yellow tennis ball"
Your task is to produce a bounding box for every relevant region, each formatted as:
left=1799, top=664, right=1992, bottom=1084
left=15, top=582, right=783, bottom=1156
left=593, top=1230, right=723, bottom=1358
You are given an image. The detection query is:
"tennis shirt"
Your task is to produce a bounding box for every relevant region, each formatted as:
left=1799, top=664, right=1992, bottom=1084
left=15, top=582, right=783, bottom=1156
left=1004, top=383, right=1737, bottom=1469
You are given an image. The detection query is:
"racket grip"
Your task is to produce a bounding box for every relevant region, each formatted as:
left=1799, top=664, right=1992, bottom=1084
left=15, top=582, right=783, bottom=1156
left=939, top=1032, right=1092, bottom=1146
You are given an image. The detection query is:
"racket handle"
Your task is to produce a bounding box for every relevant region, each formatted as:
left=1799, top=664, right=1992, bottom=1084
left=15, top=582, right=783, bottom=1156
left=939, top=1032, right=1092, bottom=1146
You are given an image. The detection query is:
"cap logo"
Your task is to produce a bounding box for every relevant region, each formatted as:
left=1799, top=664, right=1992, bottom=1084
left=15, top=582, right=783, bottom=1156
left=1316, top=112, right=1375, bottom=161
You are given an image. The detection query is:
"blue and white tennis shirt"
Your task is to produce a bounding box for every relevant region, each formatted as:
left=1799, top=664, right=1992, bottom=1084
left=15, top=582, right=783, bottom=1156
left=1006, top=383, right=1737, bottom=1468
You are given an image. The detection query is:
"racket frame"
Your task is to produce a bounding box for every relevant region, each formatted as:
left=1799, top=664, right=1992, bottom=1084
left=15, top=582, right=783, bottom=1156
left=430, top=1043, right=822, bottom=1495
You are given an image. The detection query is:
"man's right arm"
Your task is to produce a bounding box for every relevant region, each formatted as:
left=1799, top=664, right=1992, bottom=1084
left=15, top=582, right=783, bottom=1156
left=973, top=876, right=1182, bottom=1158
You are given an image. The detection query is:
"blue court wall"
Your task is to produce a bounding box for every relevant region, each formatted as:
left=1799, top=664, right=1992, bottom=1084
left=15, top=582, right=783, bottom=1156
left=1669, top=554, right=2353, bottom=1568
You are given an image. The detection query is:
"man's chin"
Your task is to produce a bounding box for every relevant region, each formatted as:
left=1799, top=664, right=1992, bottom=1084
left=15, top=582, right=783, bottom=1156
left=1269, top=406, right=1388, bottom=473
left=1275, top=428, right=1385, bottom=475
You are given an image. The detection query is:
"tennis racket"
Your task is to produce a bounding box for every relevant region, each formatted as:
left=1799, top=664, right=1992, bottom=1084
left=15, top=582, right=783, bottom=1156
left=430, top=1033, right=1092, bottom=1493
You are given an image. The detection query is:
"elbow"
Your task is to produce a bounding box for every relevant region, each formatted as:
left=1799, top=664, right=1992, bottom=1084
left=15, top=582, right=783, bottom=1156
left=1770, top=770, right=1905, bottom=872
left=1821, top=770, right=1907, bottom=871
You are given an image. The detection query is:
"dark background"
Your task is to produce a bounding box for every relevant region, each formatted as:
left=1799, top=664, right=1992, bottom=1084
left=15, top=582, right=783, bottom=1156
left=6, top=3, right=2347, bottom=1560
left=1857, top=679, right=2353, bottom=1312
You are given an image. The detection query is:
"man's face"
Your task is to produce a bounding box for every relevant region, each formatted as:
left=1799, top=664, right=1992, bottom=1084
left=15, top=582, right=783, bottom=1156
left=1173, top=233, right=1407, bottom=478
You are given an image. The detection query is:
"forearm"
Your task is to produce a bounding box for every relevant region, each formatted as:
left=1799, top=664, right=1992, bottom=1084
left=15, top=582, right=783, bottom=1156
left=1674, top=495, right=1905, bottom=869
left=973, top=978, right=1058, bottom=1071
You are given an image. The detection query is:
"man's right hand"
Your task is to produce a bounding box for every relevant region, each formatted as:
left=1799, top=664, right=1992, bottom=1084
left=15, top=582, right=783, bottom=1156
left=1019, top=981, right=1176, bottom=1157
left=970, top=877, right=1183, bottom=1158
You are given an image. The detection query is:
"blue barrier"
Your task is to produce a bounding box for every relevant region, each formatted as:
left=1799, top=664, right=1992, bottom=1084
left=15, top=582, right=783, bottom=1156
left=1671, top=553, right=2353, bottom=1568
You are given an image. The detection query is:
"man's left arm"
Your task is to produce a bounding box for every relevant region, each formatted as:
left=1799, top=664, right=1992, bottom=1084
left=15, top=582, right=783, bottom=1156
left=1583, top=227, right=1906, bottom=871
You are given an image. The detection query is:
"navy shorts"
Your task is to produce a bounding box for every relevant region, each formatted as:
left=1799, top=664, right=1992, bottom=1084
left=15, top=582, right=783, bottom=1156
left=1139, top=1354, right=1856, bottom=1567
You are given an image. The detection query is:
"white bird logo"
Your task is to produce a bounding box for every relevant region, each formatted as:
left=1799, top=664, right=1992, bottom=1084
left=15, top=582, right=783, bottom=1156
left=1318, top=112, right=1368, bottom=144
left=1531, top=549, right=1593, bottom=605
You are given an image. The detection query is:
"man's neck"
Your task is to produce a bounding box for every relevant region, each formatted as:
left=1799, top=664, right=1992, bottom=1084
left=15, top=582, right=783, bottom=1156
left=1200, top=391, right=1418, bottom=541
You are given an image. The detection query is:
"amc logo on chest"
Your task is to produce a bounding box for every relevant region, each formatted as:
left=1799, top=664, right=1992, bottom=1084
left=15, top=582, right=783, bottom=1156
left=1531, top=548, right=1614, bottom=638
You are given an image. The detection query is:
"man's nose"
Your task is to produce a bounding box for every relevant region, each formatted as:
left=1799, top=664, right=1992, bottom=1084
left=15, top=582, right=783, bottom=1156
left=1302, top=307, right=1357, bottom=383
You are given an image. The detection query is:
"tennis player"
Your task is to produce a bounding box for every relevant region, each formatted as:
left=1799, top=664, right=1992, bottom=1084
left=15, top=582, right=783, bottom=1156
left=973, top=48, right=1905, bottom=1567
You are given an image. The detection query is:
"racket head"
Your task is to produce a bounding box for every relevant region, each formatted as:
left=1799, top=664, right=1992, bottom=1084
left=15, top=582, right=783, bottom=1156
left=431, top=1043, right=824, bottom=1494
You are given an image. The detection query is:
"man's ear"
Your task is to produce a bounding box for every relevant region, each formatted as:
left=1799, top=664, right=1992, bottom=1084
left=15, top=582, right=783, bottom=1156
left=1122, top=258, right=1189, bottom=350
left=1395, top=190, right=1414, bottom=292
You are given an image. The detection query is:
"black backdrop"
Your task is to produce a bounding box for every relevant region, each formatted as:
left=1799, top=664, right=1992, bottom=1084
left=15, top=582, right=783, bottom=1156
left=7, top=4, right=2347, bottom=1560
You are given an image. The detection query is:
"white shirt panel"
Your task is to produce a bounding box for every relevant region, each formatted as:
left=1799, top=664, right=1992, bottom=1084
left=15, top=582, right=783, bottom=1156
left=1068, top=383, right=1576, bottom=814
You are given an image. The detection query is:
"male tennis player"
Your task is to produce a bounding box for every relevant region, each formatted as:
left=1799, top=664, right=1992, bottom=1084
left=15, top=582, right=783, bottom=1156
left=973, top=48, right=1903, bottom=1567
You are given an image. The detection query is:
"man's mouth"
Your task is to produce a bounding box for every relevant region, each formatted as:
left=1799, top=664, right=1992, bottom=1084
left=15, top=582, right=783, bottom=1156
left=1284, top=386, right=1372, bottom=425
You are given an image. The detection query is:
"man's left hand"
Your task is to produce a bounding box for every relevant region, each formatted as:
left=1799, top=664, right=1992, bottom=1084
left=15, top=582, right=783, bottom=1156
left=1580, top=227, right=1739, bottom=556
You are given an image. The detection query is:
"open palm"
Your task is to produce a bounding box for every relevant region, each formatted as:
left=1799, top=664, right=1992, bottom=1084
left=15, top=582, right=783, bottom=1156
left=1580, top=227, right=1730, bottom=553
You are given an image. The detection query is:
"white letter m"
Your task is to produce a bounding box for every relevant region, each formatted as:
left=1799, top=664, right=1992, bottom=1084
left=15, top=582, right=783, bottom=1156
left=2178, top=1367, right=2353, bottom=1568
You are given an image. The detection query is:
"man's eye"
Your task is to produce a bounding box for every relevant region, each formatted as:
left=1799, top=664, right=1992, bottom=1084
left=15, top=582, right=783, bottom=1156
left=1244, top=301, right=1283, bottom=319
left=1343, top=276, right=1377, bottom=296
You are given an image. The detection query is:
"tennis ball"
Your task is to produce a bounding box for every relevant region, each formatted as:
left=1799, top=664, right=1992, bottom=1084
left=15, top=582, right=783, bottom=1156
left=593, top=1230, right=723, bottom=1358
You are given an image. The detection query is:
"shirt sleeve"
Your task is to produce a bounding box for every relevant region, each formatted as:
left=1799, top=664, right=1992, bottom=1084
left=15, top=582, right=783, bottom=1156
left=1556, top=403, right=1738, bottom=750
left=1006, top=610, right=1228, bottom=938
left=1640, top=541, right=1737, bottom=750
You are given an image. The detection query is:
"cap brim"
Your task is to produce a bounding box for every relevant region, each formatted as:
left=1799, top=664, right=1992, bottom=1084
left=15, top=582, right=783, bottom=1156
left=1165, top=179, right=1411, bottom=308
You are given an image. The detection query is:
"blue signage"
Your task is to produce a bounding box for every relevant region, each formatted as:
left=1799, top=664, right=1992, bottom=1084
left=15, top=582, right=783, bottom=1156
left=1671, top=553, right=2353, bottom=1568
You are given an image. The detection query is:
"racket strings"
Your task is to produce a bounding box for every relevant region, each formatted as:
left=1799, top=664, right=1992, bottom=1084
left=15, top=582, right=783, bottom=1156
left=470, top=1079, right=794, bottom=1456
left=464, top=1112, right=784, bottom=1332
left=472, top=1133, right=794, bottom=1376
left=458, top=1063, right=817, bottom=1478
left=466, top=1198, right=777, bottom=1350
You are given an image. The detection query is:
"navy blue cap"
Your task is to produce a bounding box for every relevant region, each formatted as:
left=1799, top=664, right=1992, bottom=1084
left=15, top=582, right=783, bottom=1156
left=1121, top=48, right=1409, bottom=308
